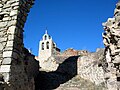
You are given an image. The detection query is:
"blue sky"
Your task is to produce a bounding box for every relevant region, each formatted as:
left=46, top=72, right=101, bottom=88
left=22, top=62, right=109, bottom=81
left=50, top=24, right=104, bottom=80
left=24, top=0, right=117, bottom=56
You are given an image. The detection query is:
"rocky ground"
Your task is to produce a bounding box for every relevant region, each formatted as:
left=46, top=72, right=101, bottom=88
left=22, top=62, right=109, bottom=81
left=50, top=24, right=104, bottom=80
left=35, top=72, right=106, bottom=90
left=56, top=75, right=106, bottom=90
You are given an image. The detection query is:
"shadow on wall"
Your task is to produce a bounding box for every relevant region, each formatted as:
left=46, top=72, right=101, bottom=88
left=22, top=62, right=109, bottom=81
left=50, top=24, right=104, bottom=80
left=35, top=56, right=79, bottom=90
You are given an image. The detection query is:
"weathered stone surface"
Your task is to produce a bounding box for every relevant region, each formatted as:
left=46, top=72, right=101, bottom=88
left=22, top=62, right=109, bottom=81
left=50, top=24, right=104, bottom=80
left=3, top=17, right=11, bottom=21
left=0, top=4, right=3, bottom=8
left=102, top=1, right=120, bottom=90
left=2, top=73, right=9, bottom=83
left=78, top=50, right=105, bottom=85
left=56, top=75, right=106, bottom=90
left=36, top=48, right=106, bottom=90
left=8, top=35, right=14, bottom=40
left=0, top=43, right=4, bottom=51
left=38, top=48, right=106, bottom=89
left=7, top=26, right=16, bottom=34
left=0, top=22, right=7, bottom=28
left=0, top=37, right=7, bottom=42
left=3, top=4, right=11, bottom=9
left=11, top=16, right=17, bottom=20
left=2, top=58, right=12, bottom=65
left=10, top=10, right=18, bottom=16
left=0, top=0, right=38, bottom=90
left=7, top=20, right=17, bottom=26
left=113, top=55, right=120, bottom=63
left=6, top=41, right=13, bottom=47
left=3, top=51, right=12, bottom=58
left=11, top=2, right=19, bottom=7
left=0, top=65, right=10, bottom=72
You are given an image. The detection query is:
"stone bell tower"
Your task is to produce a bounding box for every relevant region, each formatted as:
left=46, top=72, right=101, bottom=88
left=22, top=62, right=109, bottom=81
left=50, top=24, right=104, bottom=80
left=0, top=0, right=36, bottom=90
left=38, top=30, right=60, bottom=69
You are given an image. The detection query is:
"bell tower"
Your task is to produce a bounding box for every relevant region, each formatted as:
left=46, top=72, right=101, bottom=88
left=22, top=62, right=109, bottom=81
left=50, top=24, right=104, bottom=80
left=38, top=30, right=60, bottom=68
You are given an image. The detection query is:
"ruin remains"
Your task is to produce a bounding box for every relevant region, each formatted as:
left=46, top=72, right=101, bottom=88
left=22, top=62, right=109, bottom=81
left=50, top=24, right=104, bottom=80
left=0, top=0, right=39, bottom=90
left=102, top=1, right=120, bottom=90
left=0, top=0, right=120, bottom=90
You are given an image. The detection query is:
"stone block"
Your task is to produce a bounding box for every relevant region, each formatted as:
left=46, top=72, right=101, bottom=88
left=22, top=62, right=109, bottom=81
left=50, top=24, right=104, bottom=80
left=10, top=10, right=18, bottom=16
left=3, top=7, right=11, bottom=12
left=0, top=8, right=2, bottom=12
left=0, top=12, right=9, bottom=15
left=7, top=20, right=17, bottom=26
left=3, top=17, right=11, bottom=21
left=11, top=2, right=19, bottom=7
left=7, top=26, right=16, bottom=34
left=6, top=40, right=14, bottom=47
left=117, top=40, right=120, bottom=47
left=3, top=4, right=11, bottom=9
left=0, top=31, right=5, bottom=36
left=0, top=27, right=7, bottom=31
left=0, top=65, right=10, bottom=72
left=0, top=22, right=7, bottom=28
left=2, top=73, right=9, bottom=83
left=4, top=47, right=13, bottom=51
left=13, top=6, right=19, bottom=10
left=11, top=16, right=17, bottom=20
left=2, top=58, right=12, bottom=65
left=113, top=55, right=120, bottom=63
left=114, top=49, right=120, bottom=53
left=8, top=34, right=14, bottom=40
left=0, top=43, right=4, bottom=51
left=7, top=0, right=16, bottom=4
left=0, top=37, right=7, bottom=43
left=115, top=16, right=120, bottom=22
left=0, top=4, right=3, bottom=8
left=3, top=51, right=12, bottom=58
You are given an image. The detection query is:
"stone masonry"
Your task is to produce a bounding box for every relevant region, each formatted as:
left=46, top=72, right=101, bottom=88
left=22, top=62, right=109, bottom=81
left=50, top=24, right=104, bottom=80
left=38, top=30, right=60, bottom=69
left=36, top=48, right=106, bottom=90
left=0, top=0, right=119, bottom=90
left=0, top=0, right=39, bottom=90
left=102, top=1, right=120, bottom=90
left=39, top=48, right=89, bottom=71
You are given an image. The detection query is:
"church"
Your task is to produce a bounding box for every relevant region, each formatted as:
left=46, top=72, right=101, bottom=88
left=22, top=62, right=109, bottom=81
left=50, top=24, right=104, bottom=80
left=38, top=30, right=60, bottom=68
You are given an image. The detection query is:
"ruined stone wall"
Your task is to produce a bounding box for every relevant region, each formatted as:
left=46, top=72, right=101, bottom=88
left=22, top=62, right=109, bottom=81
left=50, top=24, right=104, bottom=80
left=0, top=0, right=39, bottom=90
left=37, top=48, right=106, bottom=90
left=102, top=1, right=120, bottom=90
left=62, top=48, right=79, bottom=56
left=78, top=49, right=105, bottom=85
left=40, top=48, right=105, bottom=87
left=56, top=75, right=106, bottom=90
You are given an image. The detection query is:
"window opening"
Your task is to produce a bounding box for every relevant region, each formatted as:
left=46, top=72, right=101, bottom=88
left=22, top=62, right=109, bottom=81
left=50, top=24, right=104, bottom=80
left=46, top=42, right=49, bottom=49
left=45, top=35, right=47, bottom=40
left=42, top=43, right=44, bottom=50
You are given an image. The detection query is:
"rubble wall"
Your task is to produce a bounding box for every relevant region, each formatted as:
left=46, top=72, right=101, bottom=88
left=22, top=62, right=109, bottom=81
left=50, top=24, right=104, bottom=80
left=0, top=0, right=39, bottom=90
left=78, top=51, right=105, bottom=85
left=102, top=1, right=120, bottom=90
